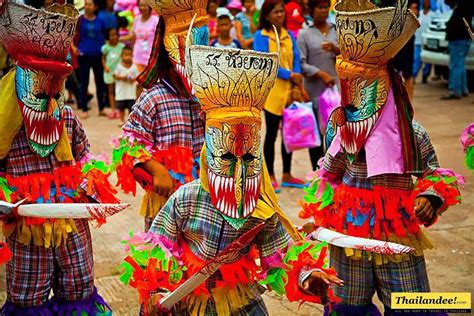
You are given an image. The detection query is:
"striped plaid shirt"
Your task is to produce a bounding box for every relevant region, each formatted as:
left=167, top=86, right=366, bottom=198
left=149, top=180, right=291, bottom=313
left=324, top=121, right=441, bottom=195
left=122, top=82, right=205, bottom=169
left=2, top=106, right=89, bottom=177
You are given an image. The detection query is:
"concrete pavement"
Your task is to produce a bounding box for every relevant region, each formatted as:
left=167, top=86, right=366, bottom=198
left=0, top=79, right=472, bottom=315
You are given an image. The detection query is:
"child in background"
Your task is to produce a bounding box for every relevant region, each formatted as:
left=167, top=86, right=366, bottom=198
left=285, top=0, right=305, bottom=38
left=102, top=28, right=125, bottom=119
left=234, top=0, right=257, bottom=49
left=211, top=11, right=242, bottom=49
left=117, top=11, right=133, bottom=46
left=114, top=46, right=139, bottom=125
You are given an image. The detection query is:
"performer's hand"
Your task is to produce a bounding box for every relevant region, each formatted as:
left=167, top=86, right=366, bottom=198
left=302, top=270, right=344, bottom=303
left=414, top=197, right=436, bottom=224
left=142, top=160, right=174, bottom=198
left=148, top=293, right=172, bottom=316
left=299, top=222, right=317, bottom=234
left=152, top=170, right=174, bottom=198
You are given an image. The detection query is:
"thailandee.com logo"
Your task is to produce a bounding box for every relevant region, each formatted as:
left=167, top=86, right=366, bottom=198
left=391, top=293, right=471, bottom=313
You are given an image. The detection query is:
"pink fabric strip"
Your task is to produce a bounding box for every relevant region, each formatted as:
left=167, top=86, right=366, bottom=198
left=327, top=88, right=405, bottom=177
left=259, top=252, right=287, bottom=279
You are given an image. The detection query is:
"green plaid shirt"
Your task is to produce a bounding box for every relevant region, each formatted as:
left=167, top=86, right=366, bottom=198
left=148, top=180, right=291, bottom=314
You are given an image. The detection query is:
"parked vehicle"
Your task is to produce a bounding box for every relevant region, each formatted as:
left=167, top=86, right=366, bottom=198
left=420, top=12, right=474, bottom=91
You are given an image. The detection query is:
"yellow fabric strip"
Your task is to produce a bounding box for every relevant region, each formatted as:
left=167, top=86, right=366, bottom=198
left=185, top=284, right=255, bottom=315
left=0, top=69, right=23, bottom=159
left=199, top=146, right=302, bottom=242
left=3, top=218, right=78, bottom=248
left=140, top=190, right=168, bottom=218
left=342, top=230, right=433, bottom=265
left=54, top=124, right=74, bottom=162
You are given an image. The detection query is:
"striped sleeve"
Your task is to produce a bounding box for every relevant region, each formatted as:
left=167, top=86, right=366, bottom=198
left=149, top=192, right=182, bottom=241
left=122, top=91, right=158, bottom=147
left=256, top=214, right=291, bottom=259
left=413, top=121, right=443, bottom=208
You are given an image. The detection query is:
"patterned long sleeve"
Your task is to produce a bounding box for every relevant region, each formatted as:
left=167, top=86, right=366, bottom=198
left=413, top=121, right=462, bottom=218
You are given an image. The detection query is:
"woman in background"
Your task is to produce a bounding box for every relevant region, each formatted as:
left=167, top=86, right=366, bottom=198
left=254, top=0, right=305, bottom=193
left=121, top=0, right=158, bottom=74
left=208, top=0, right=219, bottom=43
left=297, top=0, right=338, bottom=170
left=73, top=0, right=108, bottom=118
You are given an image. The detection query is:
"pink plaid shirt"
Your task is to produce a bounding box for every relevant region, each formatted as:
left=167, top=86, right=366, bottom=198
left=122, top=82, right=205, bottom=170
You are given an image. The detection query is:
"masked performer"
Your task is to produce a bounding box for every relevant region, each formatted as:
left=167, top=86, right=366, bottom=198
left=299, top=1, right=463, bottom=315
left=0, top=2, right=121, bottom=314
left=112, top=0, right=209, bottom=231
left=118, top=37, right=346, bottom=315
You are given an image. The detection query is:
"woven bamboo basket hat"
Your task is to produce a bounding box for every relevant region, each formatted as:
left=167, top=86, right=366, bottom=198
left=0, top=2, right=79, bottom=62
left=334, top=0, right=420, bottom=65
left=185, top=17, right=280, bottom=115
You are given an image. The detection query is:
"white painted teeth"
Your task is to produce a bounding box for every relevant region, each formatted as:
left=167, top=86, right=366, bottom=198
left=215, top=175, right=221, bottom=194
left=243, top=175, right=260, bottom=216
left=209, top=172, right=261, bottom=218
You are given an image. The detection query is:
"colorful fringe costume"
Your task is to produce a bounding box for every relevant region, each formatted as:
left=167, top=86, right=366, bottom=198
left=299, top=0, right=462, bottom=314
left=461, top=123, right=474, bottom=171
left=0, top=3, right=117, bottom=314
left=112, top=0, right=208, bottom=230
left=119, top=26, right=339, bottom=315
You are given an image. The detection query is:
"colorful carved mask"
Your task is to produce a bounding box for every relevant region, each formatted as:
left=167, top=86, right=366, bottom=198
left=205, top=118, right=262, bottom=218
left=0, top=2, right=78, bottom=157
left=186, top=45, right=278, bottom=218
left=143, top=0, right=209, bottom=94
left=325, top=0, right=419, bottom=162
left=15, top=59, right=72, bottom=157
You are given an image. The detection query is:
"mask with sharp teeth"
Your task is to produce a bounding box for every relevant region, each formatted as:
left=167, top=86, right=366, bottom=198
left=205, top=118, right=262, bottom=218
left=0, top=2, right=78, bottom=158
left=186, top=43, right=278, bottom=218
left=15, top=59, right=72, bottom=157
left=325, top=0, right=419, bottom=164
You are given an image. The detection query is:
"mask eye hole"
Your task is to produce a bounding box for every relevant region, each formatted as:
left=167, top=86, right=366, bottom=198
left=33, top=93, right=49, bottom=100
left=346, top=104, right=358, bottom=112
left=242, top=153, right=256, bottom=162
left=221, top=153, right=236, bottom=161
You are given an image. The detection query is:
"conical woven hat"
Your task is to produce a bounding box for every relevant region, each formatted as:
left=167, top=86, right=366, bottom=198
left=185, top=45, right=279, bottom=114
left=334, top=0, right=419, bottom=65
left=144, top=0, right=207, bottom=16
left=0, top=2, right=79, bottom=62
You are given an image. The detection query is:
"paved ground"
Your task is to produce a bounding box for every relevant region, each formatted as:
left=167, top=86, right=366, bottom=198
left=0, top=79, right=473, bottom=315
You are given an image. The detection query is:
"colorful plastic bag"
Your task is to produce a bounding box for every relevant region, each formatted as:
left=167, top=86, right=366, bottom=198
left=319, top=86, right=341, bottom=126
left=283, top=102, right=321, bottom=153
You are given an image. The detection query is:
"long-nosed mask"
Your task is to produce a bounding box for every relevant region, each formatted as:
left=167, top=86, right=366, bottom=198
left=0, top=2, right=78, bottom=157
left=186, top=42, right=279, bottom=218
left=15, top=58, right=72, bottom=157
left=325, top=0, right=419, bottom=163
left=141, top=0, right=209, bottom=94
left=205, top=117, right=262, bottom=218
